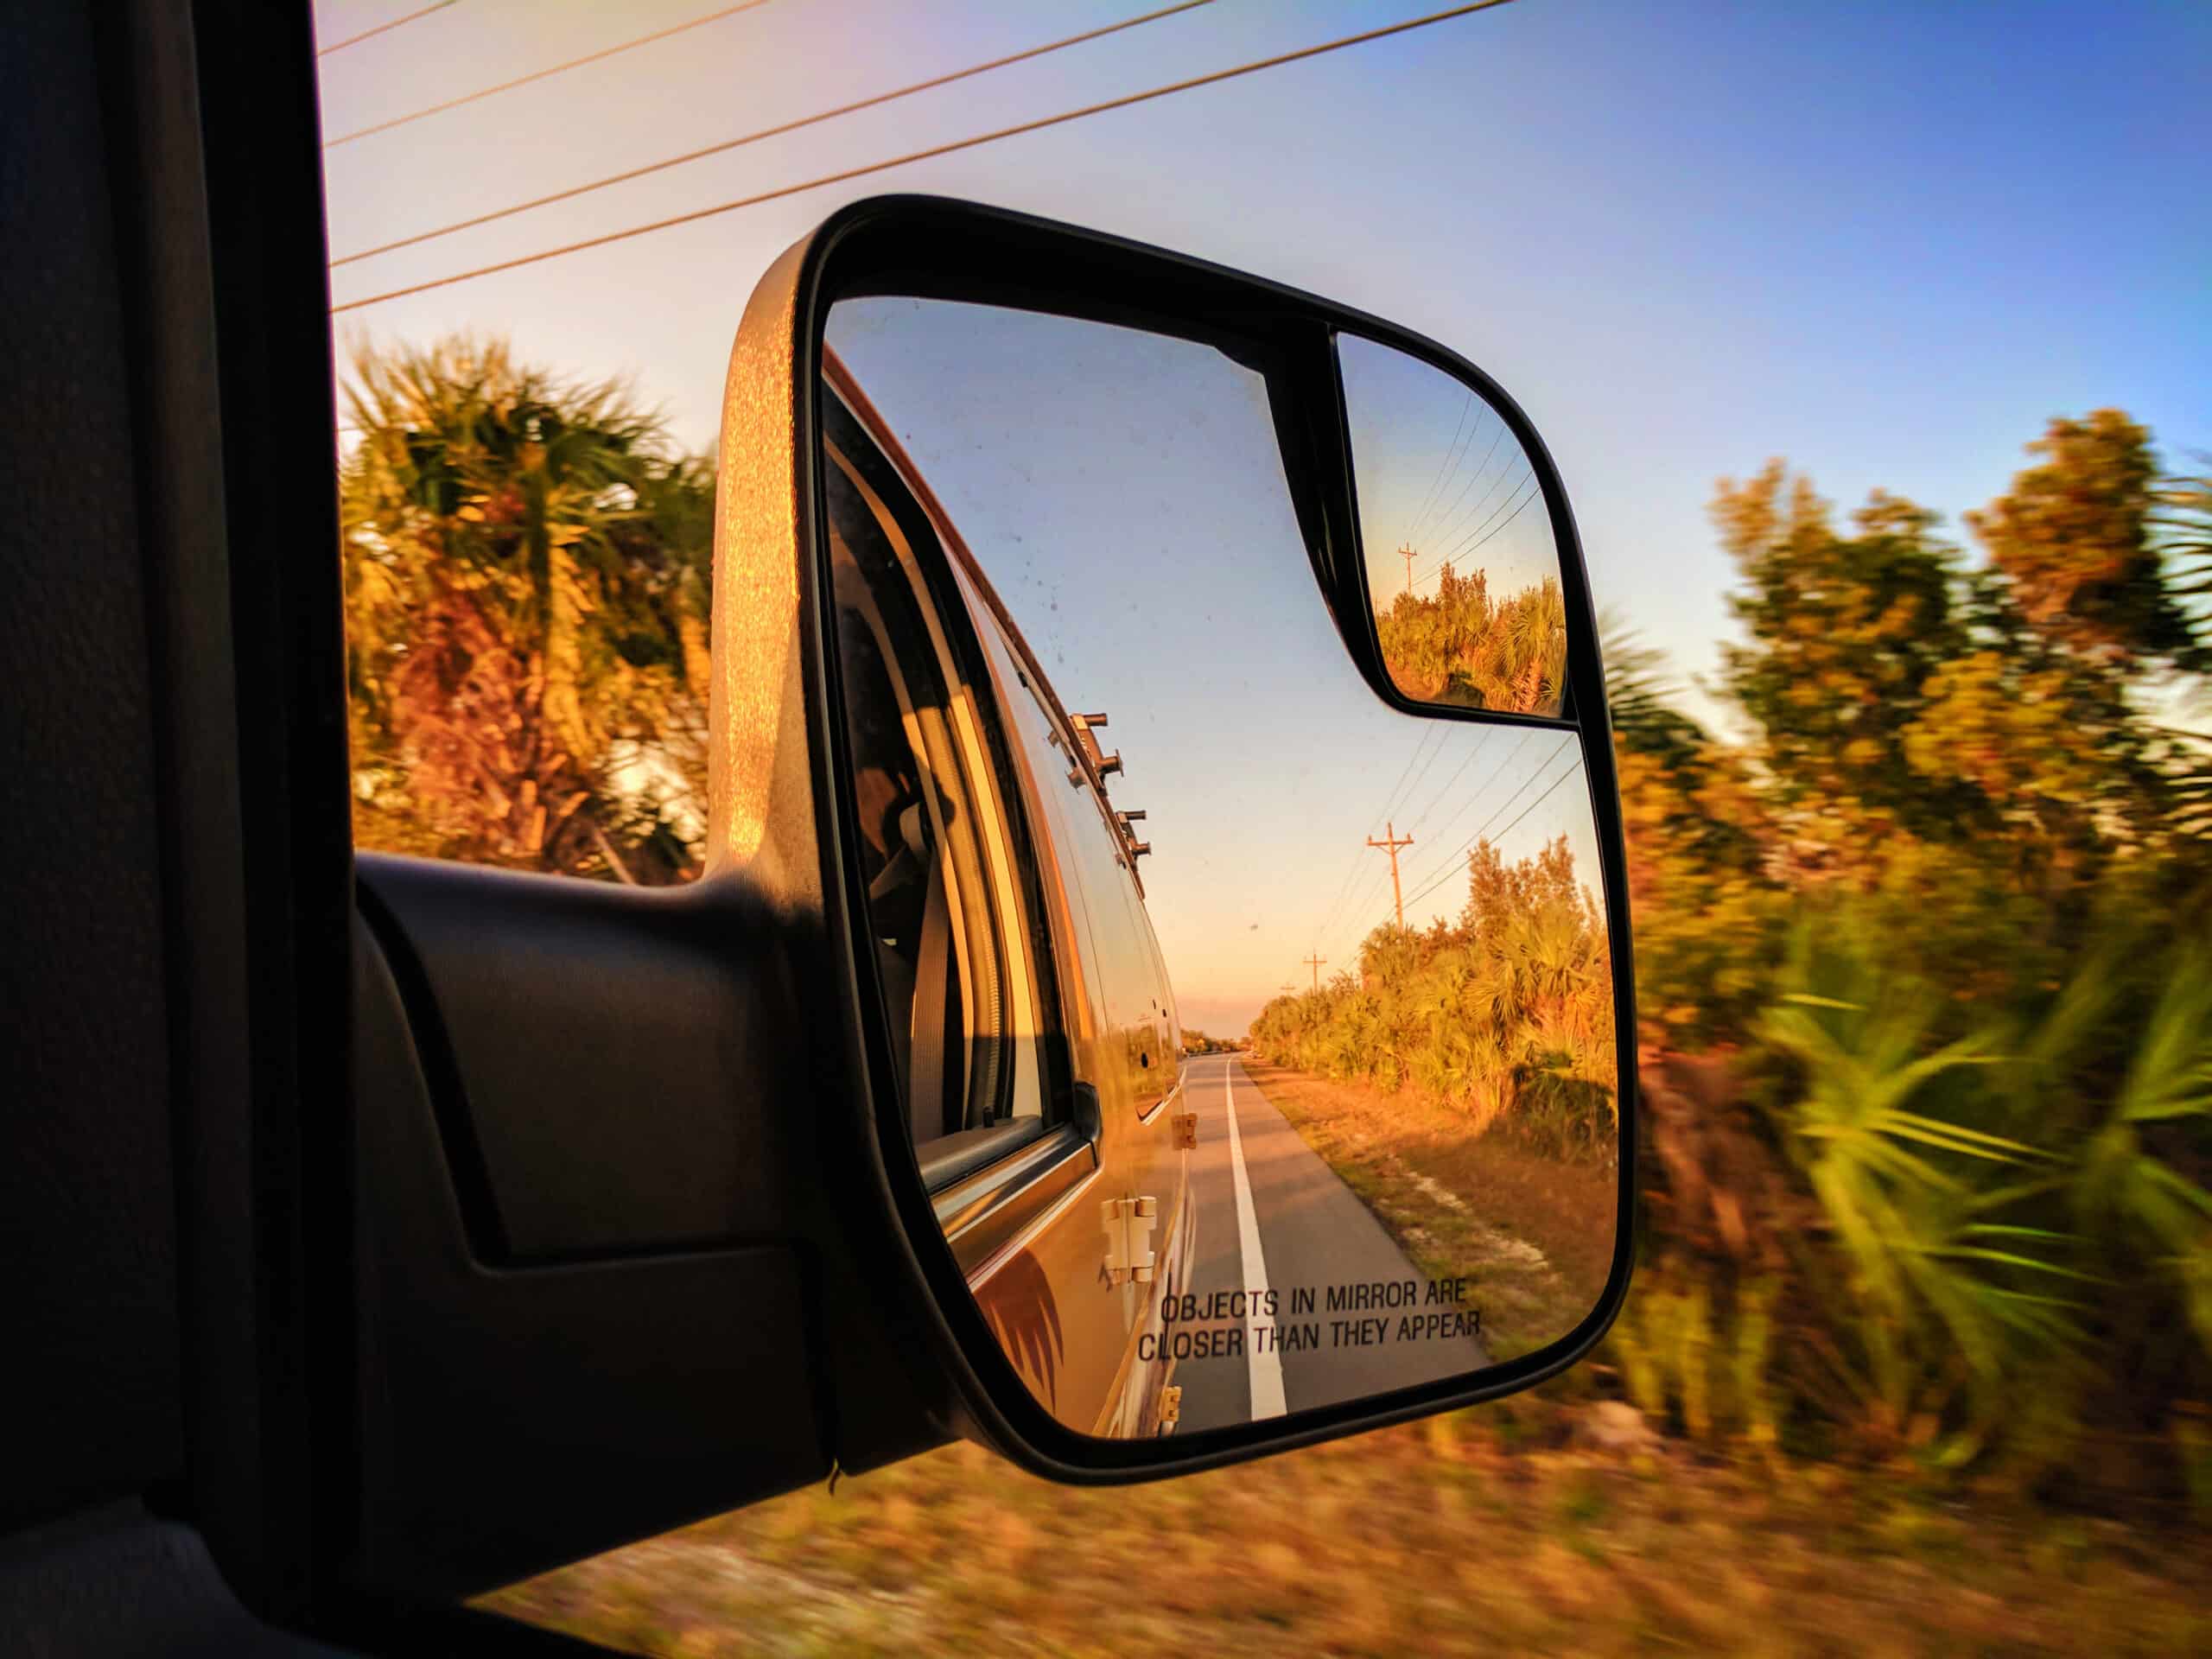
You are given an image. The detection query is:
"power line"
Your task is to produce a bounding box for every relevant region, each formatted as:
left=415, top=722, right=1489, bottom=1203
left=1419, top=453, right=1518, bottom=575
left=1401, top=747, right=1582, bottom=913
left=1439, top=469, right=1540, bottom=564
left=1418, top=441, right=1521, bottom=565
left=319, top=0, right=457, bottom=58
left=1402, top=389, right=1474, bottom=551
left=1406, top=421, right=1507, bottom=582
left=1367, top=726, right=1534, bottom=924
left=1484, top=750, right=1586, bottom=847
left=1408, top=404, right=1489, bottom=553
left=1345, top=703, right=1471, bottom=923
left=1366, top=821, right=1417, bottom=928
left=1398, top=737, right=1578, bottom=913
left=1326, top=735, right=1470, bottom=959
left=1311, top=723, right=1438, bottom=950
left=324, top=1, right=779, bottom=146
left=1311, top=838, right=1381, bottom=958
left=1326, top=722, right=1494, bottom=958
left=1380, top=724, right=1444, bottom=826
left=1429, top=477, right=1543, bottom=588
left=1395, top=728, right=1543, bottom=897
left=1412, top=469, right=1539, bottom=588
left=328, top=0, right=1522, bottom=315
left=1408, top=722, right=1497, bottom=831
left=331, top=5, right=1202, bottom=229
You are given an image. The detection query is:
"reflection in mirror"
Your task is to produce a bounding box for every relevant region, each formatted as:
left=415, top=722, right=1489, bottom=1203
left=821, top=298, right=1618, bottom=1441
left=1339, top=334, right=1570, bottom=716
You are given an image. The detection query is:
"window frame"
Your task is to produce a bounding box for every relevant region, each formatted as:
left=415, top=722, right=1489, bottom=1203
left=820, top=380, right=1075, bottom=1199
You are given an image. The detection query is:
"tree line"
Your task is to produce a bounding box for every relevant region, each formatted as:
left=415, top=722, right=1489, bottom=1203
left=1375, top=566, right=1568, bottom=713
left=1276, top=408, right=2212, bottom=1500
left=1249, top=835, right=1617, bottom=1153
left=342, top=335, right=2210, bottom=1502
left=1607, top=414, right=2210, bottom=1497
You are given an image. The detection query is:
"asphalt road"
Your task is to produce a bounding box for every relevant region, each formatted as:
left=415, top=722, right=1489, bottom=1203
left=1173, top=1053, right=1488, bottom=1433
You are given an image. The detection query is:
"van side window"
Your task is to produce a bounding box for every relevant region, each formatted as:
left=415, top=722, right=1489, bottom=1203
left=822, top=392, right=1052, bottom=1184
left=954, top=570, right=1174, bottom=1123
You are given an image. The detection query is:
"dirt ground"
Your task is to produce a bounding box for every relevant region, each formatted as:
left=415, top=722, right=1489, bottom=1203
left=1240, top=1056, right=1617, bottom=1358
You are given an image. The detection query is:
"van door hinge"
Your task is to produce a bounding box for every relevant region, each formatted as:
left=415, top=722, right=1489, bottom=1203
left=1159, top=1384, right=1182, bottom=1433
left=1172, top=1111, right=1198, bottom=1151
left=1099, top=1194, right=1158, bottom=1286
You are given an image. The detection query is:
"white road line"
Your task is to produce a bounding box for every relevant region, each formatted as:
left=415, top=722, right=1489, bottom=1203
left=1221, top=1058, right=1287, bottom=1421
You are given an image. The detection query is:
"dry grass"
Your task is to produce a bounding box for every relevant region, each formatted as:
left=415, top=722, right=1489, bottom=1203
left=1242, top=1058, right=1615, bottom=1359
left=483, top=1420, right=2210, bottom=1657
left=480, top=1058, right=2204, bottom=1657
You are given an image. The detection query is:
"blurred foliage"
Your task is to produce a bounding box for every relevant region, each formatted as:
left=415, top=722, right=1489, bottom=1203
left=341, top=334, right=715, bottom=883
left=1376, top=565, right=1569, bottom=712
left=1967, top=410, right=2203, bottom=672
left=1276, top=408, right=2210, bottom=1503
left=486, top=1418, right=2212, bottom=1657
left=1620, top=411, right=2212, bottom=1503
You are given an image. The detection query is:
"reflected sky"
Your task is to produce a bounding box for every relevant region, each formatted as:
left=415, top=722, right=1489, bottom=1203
left=827, top=298, right=1599, bottom=1034
left=1339, top=334, right=1559, bottom=611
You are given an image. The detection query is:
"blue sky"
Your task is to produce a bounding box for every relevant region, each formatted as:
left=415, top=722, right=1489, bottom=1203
left=1340, top=332, right=1560, bottom=616
left=316, top=0, right=2209, bottom=1027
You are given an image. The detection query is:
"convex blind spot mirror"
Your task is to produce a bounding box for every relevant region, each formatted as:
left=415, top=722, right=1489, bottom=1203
left=718, top=197, right=1635, bottom=1479
left=1341, top=334, right=1572, bottom=717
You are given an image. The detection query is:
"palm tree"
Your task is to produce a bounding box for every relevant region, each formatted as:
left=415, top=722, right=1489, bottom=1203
left=340, top=336, right=714, bottom=880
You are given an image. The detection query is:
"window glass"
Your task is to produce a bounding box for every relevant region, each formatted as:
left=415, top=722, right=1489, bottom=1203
left=822, top=394, right=1051, bottom=1158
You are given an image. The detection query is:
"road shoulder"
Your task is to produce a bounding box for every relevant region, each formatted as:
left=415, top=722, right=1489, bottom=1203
left=1237, top=1057, right=1615, bottom=1360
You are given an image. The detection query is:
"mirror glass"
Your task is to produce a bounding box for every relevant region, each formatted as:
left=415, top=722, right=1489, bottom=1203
left=821, top=297, right=1618, bottom=1440
left=1339, top=334, right=1570, bottom=716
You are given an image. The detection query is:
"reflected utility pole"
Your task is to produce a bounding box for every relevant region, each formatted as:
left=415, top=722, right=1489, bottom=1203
left=1367, top=820, right=1415, bottom=928
left=1302, top=952, right=1326, bottom=992
left=1400, top=543, right=1415, bottom=597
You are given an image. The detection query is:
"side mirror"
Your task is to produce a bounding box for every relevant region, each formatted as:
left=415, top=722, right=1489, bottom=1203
left=718, top=196, right=1636, bottom=1478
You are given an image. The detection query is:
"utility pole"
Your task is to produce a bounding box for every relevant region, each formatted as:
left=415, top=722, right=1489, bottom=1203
left=1302, top=952, right=1326, bottom=992
left=1367, top=819, right=1415, bottom=929
left=1400, top=543, right=1415, bottom=597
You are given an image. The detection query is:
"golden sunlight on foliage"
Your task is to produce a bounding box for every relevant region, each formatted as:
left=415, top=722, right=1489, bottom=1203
left=1967, top=409, right=2196, bottom=670
left=484, top=1415, right=2211, bottom=1658
left=1376, top=565, right=1569, bottom=714
left=340, top=358, right=2209, bottom=1648
left=1251, top=835, right=1615, bottom=1148
left=342, top=335, right=715, bottom=883
left=1613, top=410, right=2212, bottom=1495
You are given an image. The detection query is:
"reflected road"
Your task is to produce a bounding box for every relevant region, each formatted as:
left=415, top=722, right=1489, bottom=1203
left=1171, top=1053, right=1487, bottom=1433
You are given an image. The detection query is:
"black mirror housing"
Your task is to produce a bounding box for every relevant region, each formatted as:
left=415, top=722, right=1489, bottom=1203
left=714, top=194, right=1637, bottom=1484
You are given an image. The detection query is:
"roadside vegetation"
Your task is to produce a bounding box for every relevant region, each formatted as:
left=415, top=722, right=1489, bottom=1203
left=1264, top=412, right=2212, bottom=1510
left=339, top=343, right=2211, bottom=1645
left=1250, top=834, right=1618, bottom=1154
left=1376, top=565, right=1569, bottom=712
left=1180, top=1027, right=1242, bottom=1055
left=342, top=335, right=715, bottom=883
